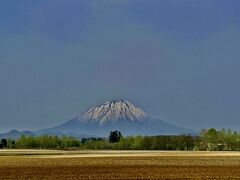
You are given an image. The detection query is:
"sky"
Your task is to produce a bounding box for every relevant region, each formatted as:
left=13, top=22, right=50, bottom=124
left=0, top=0, right=240, bottom=132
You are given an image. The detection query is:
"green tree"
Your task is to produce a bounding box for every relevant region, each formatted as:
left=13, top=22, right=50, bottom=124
left=109, top=130, right=122, bottom=143
left=7, top=139, right=16, bottom=148
left=1, top=139, right=7, bottom=148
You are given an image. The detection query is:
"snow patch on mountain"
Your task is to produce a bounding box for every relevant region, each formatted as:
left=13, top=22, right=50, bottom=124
left=78, top=100, right=148, bottom=124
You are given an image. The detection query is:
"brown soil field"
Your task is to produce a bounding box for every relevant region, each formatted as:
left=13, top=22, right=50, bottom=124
left=0, top=150, right=240, bottom=179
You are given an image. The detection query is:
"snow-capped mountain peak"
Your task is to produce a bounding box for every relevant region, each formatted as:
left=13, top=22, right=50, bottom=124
left=38, top=99, right=195, bottom=136
left=79, top=100, right=148, bottom=124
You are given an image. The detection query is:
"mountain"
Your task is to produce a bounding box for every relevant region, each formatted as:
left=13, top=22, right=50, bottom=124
left=0, top=129, right=34, bottom=139
left=38, top=100, right=194, bottom=137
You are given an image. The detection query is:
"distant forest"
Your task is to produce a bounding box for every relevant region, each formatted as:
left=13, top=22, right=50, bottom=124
left=1, top=128, right=240, bottom=151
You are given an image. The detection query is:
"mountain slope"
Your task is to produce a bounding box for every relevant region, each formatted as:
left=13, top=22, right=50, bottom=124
left=0, top=130, right=34, bottom=139
left=38, top=100, right=194, bottom=137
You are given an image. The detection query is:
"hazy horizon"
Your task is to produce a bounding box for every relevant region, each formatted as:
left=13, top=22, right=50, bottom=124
left=1, top=0, right=240, bottom=133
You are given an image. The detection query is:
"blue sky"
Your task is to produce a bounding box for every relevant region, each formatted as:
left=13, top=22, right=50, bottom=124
left=0, top=0, right=240, bottom=132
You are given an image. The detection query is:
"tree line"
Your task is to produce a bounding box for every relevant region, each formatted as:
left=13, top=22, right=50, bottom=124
left=1, top=128, right=240, bottom=151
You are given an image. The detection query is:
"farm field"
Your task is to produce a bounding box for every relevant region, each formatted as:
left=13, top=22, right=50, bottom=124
left=0, top=150, right=240, bottom=179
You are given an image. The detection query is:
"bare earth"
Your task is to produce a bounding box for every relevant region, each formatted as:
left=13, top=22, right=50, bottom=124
left=1, top=150, right=240, bottom=179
